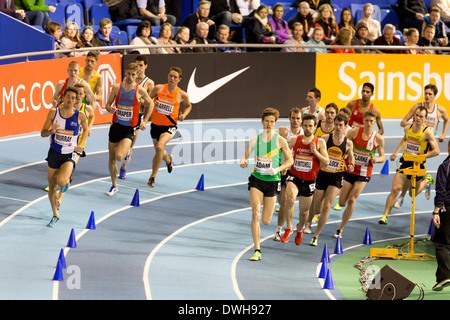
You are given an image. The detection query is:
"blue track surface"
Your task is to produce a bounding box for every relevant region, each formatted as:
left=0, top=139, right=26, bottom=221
left=0, top=118, right=446, bottom=300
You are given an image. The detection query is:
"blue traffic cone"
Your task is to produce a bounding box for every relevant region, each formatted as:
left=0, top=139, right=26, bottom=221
left=67, top=228, right=77, bottom=248
left=323, top=269, right=335, bottom=289
left=86, top=211, right=96, bottom=230
left=381, top=160, right=389, bottom=175
left=363, top=227, right=372, bottom=245
left=130, top=189, right=140, bottom=207
left=196, top=174, right=204, bottom=191
left=321, top=244, right=330, bottom=263
left=334, top=235, right=343, bottom=254
left=53, top=259, right=64, bottom=281
left=319, top=258, right=328, bottom=279
left=58, top=248, right=66, bottom=269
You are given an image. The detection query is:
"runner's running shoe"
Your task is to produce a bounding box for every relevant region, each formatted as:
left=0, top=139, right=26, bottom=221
left=250, top=251, right=261, bottom=261
left=47, top=216, right=59, bottom=228
left=295, top=230, right=303, bottom=245
left=106, top=185, right=118, bottom=196
left=118, top=167, right=126, bottom=179
left=280, top=228, right=293, bottom=243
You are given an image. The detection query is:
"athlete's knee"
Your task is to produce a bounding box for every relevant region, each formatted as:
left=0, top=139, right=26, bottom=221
left=261, top=217, right=271, bottom=225
left=252, top=211, right=261, bottom=222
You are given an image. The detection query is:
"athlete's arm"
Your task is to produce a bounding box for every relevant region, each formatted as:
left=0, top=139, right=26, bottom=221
left=94, top=74, right=103, bottom=102
left=82, top=81, right=96, bottom=106
left=41, top=109, right=58, bottom=137
left=76, top=112, right=89, bottom=153
left=375, top=108, right=384, bottom=135
left=400, top=104, right=418, bottom=127
left=105, top=85, right=120, bottom=113
left=425, top=128, right=440, bottom=158
left=372, top=134, right=385, bottom=164
left=438, top=105, right=449, bottom=142
left=178, top=91, right=192, bottom=121
left=85, top=104, right=95, bottom=136
left=345, top=139, right=355, bottom=172
left=313, top=137, right=330, bottom=167
left=277, top=136, right=294, bottom=172
left=390, top=127, right=408, bottom=161
left=240, top=136, right=257, bottom=168
left=139, top=86, right=154, bottom=131
left=51, top=81, right=63, bottom=108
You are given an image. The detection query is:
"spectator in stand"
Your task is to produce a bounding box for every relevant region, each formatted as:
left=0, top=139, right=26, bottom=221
left=158, top=22, right=179, bottom=53
left=422, top=7, right=448, bottom=46
left=269, top=4, right=290, bottom=43
left=190, top=21, right=219, bottom=52
left=209, top=0, right=243, bottom=27
left=245, top=5, right=278, bottom=51
left=291, top=0, right=333, bottom=15
left=418, top=24, right=442, bottom=54
left=129, top=19, right=165, bottom=54
left=338, top=7, right=355, bottom=35
left=215, top=24, right=241, bottom=52
left=60, top=21, right=85, bottom=57
left=80, top=26, right=95, bottom=48
left=14, top=0, right=55, bottom=29
left=403, top=27, right=422, bottom=54
left=236, top=0, right=259, bottom=21
left=282, top=22, right=306, bottom=52
left=174, top=25, right=193, bottom=52
left=93, top=18, right=122, bottom=53
left=165, top=0, right=181, bottom=25
left=46, top=21, right=66, bottom=58
left=0, top=0, right=28, bottom=23
left=288, top=1, right=314, bottom=41
left=305, top=26, right=327, bottom=53
left=182, top=0, right=216, bottom=41
left=137, top=0, right=177, bottom=26
left=398, top=0, right=429, bottom=29
left=330, top=27, right=355, bottom=53
left=374, top=23, right=403, bottom=53
left=357, top=3, right=382, bottom=42
left=431, top=0, right=450, bottom=24
left=106, top=0, right=140, bottom=23
left=351, top=21, right=382, bottom=53
left=313, top=3, right=338, bottom=44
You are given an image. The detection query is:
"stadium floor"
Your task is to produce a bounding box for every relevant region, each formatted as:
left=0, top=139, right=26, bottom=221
left=0, top=118, right=448, bottom=302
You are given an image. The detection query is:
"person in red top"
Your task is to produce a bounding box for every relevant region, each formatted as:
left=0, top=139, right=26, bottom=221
left=334, top=110, right=385, bottom=237
left=148, top=67, right=192, bottom=188
left=104, top=63, right=153, bottom=196
left=330, top=27, right=356, bottom=53
left=346, top=82, right=384, bottom=135
left=281, top=114, right=329, bottom=246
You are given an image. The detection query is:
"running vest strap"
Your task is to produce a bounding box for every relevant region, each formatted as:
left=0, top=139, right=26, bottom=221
left=403, top=124, right=430, bottom=157
left=151, top=84, right=181, bottom=126
left=290, top=135, right=321, bottom=181
left=59, top=78, right=83, bottom=101
left=314, top=119, right=335, bottom=137
left=251, top=132, right=282, bottom=182
left=112, top=83, right=141, bottom=127
left=51, top=108, right=81, bottom=154
left=320, top=133, right=347, bottom=173
left=349, top=100, right=374, bottom=128
left=422, top=102, right=439, bottom=135
left=79, top=67, right=99, bottom=93
left=347, top=127, right=377, bottom=177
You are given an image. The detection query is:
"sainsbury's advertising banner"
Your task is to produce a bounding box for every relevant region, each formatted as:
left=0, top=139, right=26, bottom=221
left=0, top=53, right=121, bottom=137
left=316, top=53, right=450, bottom=118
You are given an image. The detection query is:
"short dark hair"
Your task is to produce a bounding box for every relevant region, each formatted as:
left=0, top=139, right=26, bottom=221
left=362, top=82, right=374, bottom=93
left=309, top=87, right=321, bottom=99
left=302, top=113, right=317, bottom=125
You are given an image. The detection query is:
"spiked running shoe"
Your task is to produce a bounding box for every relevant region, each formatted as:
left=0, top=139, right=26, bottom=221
left=47, top=216, right=59, bottom=228
left=118, top=167, right=126, bottom=179
left=147, top=177, right=155, bottom=188
left=295, top=230, right=303, bottom=245
left=106, top=185, right=118, bottom=196
left=378, top=215, right=388, bottom=225
left=167, top=154, right=173, bottom=173
left=310, top=237, right=318, bottom=246
left=394, top=196, right=404, bottom=208
left=280, top=228, right=293, bottom=243
left=250, top=251, right=261, bottom=261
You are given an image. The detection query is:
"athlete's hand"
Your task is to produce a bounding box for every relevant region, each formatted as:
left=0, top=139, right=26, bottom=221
left=51, top=123, right=60, bottom=133
left=268, top=167, right=279, bottom=176
left=389, top=153, right=397, bottom=161
left=179, top=114, right=185, bottom=121
left=310, top=141, right=317, bottom=154
left=140, top=121, right=147, bottom=131
left=240, top=157, right=248, bottom=168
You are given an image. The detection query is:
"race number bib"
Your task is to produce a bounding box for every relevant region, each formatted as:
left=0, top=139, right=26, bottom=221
left=293, top=154, right=313, bottom=172
left=54, top=129, right=75, bottom=146
left=156, top=101, right=175, bottom=116
left=255, top=156, right=272, bottom=175
left=116, top=104, right=133, bottom=122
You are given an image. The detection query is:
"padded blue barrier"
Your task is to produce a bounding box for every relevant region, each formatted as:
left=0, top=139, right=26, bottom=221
left=0, top=12, right=54, bottom=65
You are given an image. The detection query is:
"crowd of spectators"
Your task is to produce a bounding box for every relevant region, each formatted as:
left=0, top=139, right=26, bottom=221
left=1, top=0, right=450, bottom=55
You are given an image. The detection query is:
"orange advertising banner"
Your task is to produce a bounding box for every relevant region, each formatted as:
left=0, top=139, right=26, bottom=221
left=0, top=53, right=121, bottom=137
left=316, top=53, right=450, bottom=118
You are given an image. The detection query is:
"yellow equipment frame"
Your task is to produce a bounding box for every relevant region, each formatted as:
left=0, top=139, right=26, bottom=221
left=371, top=153, right=435, bottom=261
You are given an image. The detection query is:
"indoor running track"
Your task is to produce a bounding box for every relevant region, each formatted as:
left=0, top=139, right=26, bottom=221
left=0, top=118, right=446, bottom=300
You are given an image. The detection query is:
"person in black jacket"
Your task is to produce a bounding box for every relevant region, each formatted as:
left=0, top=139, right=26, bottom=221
left=398, top=0, right=429, bottom=29
left=245, top=5, right=279, bottom=51
left=182, top=0, right=216, bottom=41
left=288, top=1, right=314, bottom=41
left=209, top=0, right=243, bottom=26
left=432, top=140, right=450, bottom=291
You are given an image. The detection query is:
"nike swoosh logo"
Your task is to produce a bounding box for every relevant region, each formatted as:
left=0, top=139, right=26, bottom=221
left=187, top=66, right=250, bottom=104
